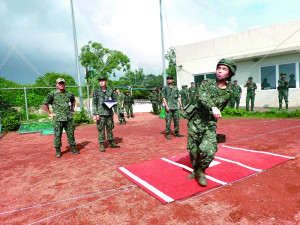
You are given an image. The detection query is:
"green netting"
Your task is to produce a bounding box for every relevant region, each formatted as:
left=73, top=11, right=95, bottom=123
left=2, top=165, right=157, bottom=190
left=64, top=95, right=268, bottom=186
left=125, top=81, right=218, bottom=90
left=159, top=108, right=165, bottom=118
left=41, top=129, right=55, bottom=135
left=19, top=121, right=54, bottom=134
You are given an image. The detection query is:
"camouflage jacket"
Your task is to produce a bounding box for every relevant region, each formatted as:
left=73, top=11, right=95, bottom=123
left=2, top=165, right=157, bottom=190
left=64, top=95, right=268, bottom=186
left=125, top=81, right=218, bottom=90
left=92, top=88, right=114, bottom=116
left=231, top=85, right=242, bottom=98
left=149, top=92, right=159, bottom=103
left=179, top=89, right=187, bottom=100
left=162, top=85, right=180, bottom=110
left=116, top=93, right=125, bottom=105
left=245, top=82, right=257, bottom=94
left=43, top=90, right=75, bottom=121
left=278, top=78, right=289, bottom=91
left=124, top=95, right=134, bottom=105
left=188, top=87, right=197, bottom=99
left=190, top=79, right=232, bottom=130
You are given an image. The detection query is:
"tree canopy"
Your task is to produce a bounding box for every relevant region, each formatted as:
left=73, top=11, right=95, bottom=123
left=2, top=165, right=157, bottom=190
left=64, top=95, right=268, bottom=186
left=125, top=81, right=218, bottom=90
left=79, top=41, right=131, bottom=83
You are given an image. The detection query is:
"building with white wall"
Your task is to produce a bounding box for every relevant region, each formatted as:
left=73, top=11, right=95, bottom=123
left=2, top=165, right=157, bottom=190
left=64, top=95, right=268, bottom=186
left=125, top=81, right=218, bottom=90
left=175, top=19, right=300, bottom=108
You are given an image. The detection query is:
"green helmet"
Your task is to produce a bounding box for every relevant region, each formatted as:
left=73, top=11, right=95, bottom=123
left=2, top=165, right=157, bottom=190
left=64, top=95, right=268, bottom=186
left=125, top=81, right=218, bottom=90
left=280, top=72, right=286, bottom=76
left=234, top=80, right=237, bottom=82
left=248, top=76, right=253, bottom=80
left=182, top=85, right=185, bottom=88
left=217, top=58, right=237, bottom=75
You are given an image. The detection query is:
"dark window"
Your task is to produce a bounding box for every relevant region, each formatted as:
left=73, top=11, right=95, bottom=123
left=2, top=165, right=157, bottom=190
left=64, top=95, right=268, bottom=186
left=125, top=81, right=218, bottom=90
left=279, top=63, right=296, bottom=88
left=206, top=73, right=216, bottom=80
left=194, top=74, right=204, bottom=86
left=261, top=66, right=276, bottom=90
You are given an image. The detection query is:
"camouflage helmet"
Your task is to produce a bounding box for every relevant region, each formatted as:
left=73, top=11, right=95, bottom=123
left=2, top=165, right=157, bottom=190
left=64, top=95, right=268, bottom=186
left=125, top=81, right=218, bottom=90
left=181, top=85, right=185, bottom=88
left=217, top=58, right=237, bottom=75
left=280, top=72, right=286, bottom=76
left=234, top=80, right=237, bottom=82
left=248, top=76, right=253, bottom=80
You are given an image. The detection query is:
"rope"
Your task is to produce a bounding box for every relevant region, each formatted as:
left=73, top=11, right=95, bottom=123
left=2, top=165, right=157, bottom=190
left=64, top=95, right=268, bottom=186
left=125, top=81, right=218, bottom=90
left=0, top=32, right=52, bottom=87
left=0, top=0, right=49, bottom=71
left=27, top=186, right=135, bottom=225
left=0, top=185, right=135, bottom=215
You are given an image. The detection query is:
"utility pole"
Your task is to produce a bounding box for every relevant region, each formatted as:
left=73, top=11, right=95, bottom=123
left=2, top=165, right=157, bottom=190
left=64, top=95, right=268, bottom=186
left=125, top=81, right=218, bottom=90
left=159, top=0, right=166, bottom=86
left=70, top=0, right=83, bottom=109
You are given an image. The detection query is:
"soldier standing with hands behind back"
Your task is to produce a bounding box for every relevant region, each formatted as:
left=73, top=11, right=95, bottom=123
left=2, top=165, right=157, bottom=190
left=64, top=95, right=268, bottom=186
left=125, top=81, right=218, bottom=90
left=43, top=78, right=79, bottom=158
left=278, top=72, right=289, bottom=109
left=244, top=77, right=257, bottom=111
left=162, top=75, right=184, bottom=140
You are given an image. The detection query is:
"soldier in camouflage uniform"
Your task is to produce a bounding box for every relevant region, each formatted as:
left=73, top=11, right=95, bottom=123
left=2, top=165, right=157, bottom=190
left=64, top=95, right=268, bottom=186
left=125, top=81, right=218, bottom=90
left=124, top=91, right=134, bottom=118
left=149, top=89, right=159, bottom=115
left=162, top=75, right=184, bottom=140
left=231, top=80, right=242, bottom=109
left=179, top=85, right=188, bottom=108
left=278, top=72, right=289, bottom=109
left=43, top=78, right=79, bottom=158
left=115, top=88, right=126, bottom=125
left=93, top=76, right=120, bottom=152
left=188, top=82, right=197, bottom=105
left=244, top=77, right=257, bottom=111
left=185, top=59, right=235, bottom=186
left=157, top=87, right=163, bottom=111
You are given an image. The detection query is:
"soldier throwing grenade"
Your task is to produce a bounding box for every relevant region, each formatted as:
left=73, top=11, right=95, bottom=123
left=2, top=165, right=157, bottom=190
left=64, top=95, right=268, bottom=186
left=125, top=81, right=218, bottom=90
left=185, top=59, right=236, bottom=186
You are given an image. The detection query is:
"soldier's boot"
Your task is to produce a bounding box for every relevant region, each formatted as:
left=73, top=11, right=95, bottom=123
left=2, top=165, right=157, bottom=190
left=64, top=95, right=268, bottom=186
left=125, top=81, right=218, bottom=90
left=286, top=104, right=288, bottom=110
left=174, top=132, right=184, bottom=137
left=197, top=170, right=207, bottom=187
left=70, top=145, right=80, bottom=155
left=279, top=103, right=282, bottom=110
left=109, top=140, right=120, bottom=148
left=131, top=115, right=134, bottom=118
left=55, top=148, right=62, bottom=158
left=187, top=171, right=196, bottom=179
left=166, top=133, right=172, bottom=140
left=100, top=143, right=106, bottom=152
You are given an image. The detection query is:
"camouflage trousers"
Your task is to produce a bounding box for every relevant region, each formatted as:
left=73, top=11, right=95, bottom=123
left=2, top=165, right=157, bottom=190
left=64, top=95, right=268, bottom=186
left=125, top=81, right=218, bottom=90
left=152, top=102, right=159, bottom=115
left=181, top=99, right=187, bottom=108
left=96, top=116, right=115, bottom=143
left=232, top=97, right=240, bottom=109
left=125, top=104, right=133, bottom=117
left=117, top=106, right=126, bottom=122
left=246, top=93, right=255, bottom=111
left=54, top=120, right=76, bottom=148
left=165, top=109, right=180, bottom=134
left=187, top=120, right=217, bottom=172
left=278, top=90, right=288, bottom=107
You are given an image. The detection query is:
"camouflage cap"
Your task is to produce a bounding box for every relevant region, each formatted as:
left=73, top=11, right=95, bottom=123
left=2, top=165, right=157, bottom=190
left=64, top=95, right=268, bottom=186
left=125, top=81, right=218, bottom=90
left=182, top=85, right=185, bottom=88
left=56, top=78, right=65, bottom=83
left=166, top=75, right=174, bottom=79
left=248, top=76, right=253, bottom=80
left=217, top=58, right=237, bottom=75
left=98, top=75, right=108, bottom=81
left=280, top=72, right=286, bottom=76
left=234, top=80, right=237, bottom=82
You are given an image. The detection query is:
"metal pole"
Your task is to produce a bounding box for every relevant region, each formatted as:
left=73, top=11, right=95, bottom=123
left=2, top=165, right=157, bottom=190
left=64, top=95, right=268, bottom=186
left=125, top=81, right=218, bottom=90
left=159, top=0, right=166, bottom=86
left=24, top=87, right=29, bottom=120
left=87, top=85, right=91, bottom=117
left=70, top=0, right=83, bottom=109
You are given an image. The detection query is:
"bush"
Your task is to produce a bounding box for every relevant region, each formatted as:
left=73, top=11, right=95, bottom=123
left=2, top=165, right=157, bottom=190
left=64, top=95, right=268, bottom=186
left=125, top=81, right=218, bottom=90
left=1, top=110, right=21, bottom=131
left=73, top=109, right=92, bottom=126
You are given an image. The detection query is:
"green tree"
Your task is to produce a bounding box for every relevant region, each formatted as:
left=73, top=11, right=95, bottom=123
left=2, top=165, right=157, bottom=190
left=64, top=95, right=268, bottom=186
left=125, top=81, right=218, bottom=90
left=79, top=41, right=131, bottom=83
left=165, top=46, right=177, bottom=85
left=119, top=68, right=146, bottom=87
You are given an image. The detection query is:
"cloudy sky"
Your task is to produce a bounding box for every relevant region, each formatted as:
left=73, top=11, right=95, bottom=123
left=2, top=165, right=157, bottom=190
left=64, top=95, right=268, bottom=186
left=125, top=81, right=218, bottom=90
left=0, top=0, right=299, bottom=85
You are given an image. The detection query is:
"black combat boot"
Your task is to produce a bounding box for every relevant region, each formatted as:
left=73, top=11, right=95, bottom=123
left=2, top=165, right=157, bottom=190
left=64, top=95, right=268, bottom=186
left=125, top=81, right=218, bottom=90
left=70, top=145, right=80, bottom=155
left=109, top=140, right=120, bottom=148
left=100, top=143, right=106, bottom=152
left=286, top=104, right=288, bottom=110
left=187, top=171, right=196, bottom=179
left=55, top=148, right=62, bottom=158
